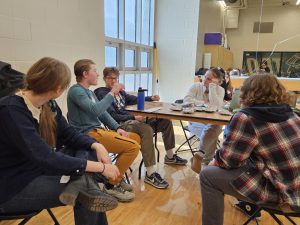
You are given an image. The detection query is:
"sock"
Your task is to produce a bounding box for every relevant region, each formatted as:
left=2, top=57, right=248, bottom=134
left=146, top=166, right=156, bottom=176
left=105, top=183, right=114, bottom=190
left=166, top=149, right=174, bottom=159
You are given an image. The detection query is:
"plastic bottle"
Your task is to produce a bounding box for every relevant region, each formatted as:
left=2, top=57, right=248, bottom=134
left=137, top=87, right=147, bottom=110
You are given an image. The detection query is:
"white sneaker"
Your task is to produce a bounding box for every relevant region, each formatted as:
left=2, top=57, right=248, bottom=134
left=120, top=178, right=133, bottom=192
left=103, top=184, right=135, bottom=202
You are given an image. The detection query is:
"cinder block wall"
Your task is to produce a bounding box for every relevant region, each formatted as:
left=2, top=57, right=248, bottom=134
left=0, top=0, right=105, bottom=114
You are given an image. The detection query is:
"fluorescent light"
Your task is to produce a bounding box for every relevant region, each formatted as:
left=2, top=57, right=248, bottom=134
left=297, top=0, right=300, bottom=5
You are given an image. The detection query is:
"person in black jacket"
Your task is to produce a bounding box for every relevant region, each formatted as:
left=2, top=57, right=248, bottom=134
left=0, top=57, right=120, bottom=225
left=94, top=67, right=188, bottom=189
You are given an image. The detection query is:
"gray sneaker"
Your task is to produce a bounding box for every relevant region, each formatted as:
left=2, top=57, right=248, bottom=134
left=144, top=172, right=169, bottom=189
left=164, top=154, right=188, bottom=165
left=59, top=173, right=118, bottom=212
left=103, top=184, right=135, bottom=202
left=120, top=178, right=133, bottom=192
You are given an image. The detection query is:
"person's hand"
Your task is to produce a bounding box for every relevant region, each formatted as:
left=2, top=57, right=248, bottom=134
left=102, top=164, right=120, bottom=180
left=151, top=95, right=160, bottom=101
left=111, top=83, right=125, bottom=95
left=134, top=115, right=145, bottom=122
left=117, top=128, right=129, bottom=138
left=91, top=143, right=111, bottom=164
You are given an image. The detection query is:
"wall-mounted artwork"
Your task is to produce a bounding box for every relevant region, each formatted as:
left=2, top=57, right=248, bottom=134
left=243, top=51, right=300, bottom=78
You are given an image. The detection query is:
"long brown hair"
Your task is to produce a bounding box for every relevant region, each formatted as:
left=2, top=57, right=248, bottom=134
left=26, top=57, right=71, bottom=147
left=240, top=74, right=291, bottom=107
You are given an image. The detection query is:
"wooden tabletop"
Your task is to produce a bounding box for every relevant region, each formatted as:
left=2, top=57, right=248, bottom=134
left=126, top=102, right=231, bottom=125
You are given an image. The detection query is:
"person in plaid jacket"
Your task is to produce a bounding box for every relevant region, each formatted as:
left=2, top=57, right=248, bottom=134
left=200, top=74, right=300, bottom=225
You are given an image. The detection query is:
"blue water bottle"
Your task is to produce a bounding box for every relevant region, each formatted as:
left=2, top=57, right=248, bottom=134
left=137, top=87, right=147, bottom=110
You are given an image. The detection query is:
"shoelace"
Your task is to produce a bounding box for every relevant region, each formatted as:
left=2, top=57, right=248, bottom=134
left=115, top=184, right=126, bottom=193
left=153, top=172, right=164, bottom=182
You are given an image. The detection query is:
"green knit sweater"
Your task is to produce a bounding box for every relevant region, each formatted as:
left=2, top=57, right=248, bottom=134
left=67, top=84, right=119, bottom=133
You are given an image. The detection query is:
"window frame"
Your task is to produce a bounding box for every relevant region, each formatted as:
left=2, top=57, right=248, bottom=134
left=104, top=0, right=155, bottom=94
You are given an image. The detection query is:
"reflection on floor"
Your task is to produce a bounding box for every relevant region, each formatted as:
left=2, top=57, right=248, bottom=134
left=1, top=122, right=299, bottom=225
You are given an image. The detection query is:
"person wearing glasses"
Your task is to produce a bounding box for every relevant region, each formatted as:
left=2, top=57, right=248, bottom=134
left=184, top=68, right=224, bottom=172
left=94, top=67, right=188, bottom=189
left=67, top=59, right=141, bottom=202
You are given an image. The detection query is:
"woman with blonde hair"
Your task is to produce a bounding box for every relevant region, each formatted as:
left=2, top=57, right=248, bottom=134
left=200, top=74, right=300, bottom=225
left=0, top=57, right=120, bottom=225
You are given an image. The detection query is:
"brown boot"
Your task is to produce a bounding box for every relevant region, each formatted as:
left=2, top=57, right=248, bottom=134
left=190, top=152, right=203, bottom=174
left=59, top=173, right=118, bottom=212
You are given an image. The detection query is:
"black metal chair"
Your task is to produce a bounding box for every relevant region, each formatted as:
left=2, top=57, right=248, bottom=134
left=173, top=99, right=199, bottom=156
left=138, top=132, right=160, bottom=180
left=175, top=121, right=199, bottom=156
left=243, top=205, right=300, bottom=225
left=0, top=208, right=60, bottom=225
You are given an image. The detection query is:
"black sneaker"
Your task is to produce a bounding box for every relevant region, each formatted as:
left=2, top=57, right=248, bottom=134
left=234, top=201, right=261, bottom=219
left=144, top=172, right=169, bottom=189
left=164, top=154, right=188, bottom=165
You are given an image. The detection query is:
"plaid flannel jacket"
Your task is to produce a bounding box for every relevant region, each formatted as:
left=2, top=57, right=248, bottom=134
left=215, top=111, right=300, bottom=209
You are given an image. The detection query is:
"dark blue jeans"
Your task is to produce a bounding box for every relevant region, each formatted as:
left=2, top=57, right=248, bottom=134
left=0, top=149, right=108, bottom=225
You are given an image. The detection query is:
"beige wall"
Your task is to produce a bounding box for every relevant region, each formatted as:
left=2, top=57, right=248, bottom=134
left=226, top=6, right=300, bottom=69
left=195, top=0, right=223, bottom=70
left=0, top=0, right=105, bottom=114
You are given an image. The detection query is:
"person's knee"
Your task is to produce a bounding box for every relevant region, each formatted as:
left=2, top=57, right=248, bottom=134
left=200, top=166, right=213, bottom=186
left=140, top=123, right=154, bottom=136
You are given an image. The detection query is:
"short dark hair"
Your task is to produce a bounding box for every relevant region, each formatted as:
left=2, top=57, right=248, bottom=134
left=103, top=67, right=120, bottom=78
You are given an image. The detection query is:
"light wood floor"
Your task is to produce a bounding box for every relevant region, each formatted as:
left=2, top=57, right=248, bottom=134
left=1, top=124, right=299, bottom=225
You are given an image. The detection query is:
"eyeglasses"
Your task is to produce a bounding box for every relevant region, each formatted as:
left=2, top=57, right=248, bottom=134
left=106, top=76, right=118, bottom=81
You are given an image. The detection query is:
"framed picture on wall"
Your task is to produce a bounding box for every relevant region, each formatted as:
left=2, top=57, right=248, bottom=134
left=242, top=51, right=300, bottom=78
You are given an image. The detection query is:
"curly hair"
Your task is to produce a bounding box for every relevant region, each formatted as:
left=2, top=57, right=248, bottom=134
left=240, top=75, right=291, bottom=107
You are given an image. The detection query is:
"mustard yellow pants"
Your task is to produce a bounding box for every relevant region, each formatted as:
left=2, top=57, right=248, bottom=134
left=88, top=128, right=140, bottom=185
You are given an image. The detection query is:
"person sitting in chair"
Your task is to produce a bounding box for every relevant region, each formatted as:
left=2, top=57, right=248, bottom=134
left=184, top=68, right=224, bottom=170
left=67, top=60, right=141, bottom=202
left=94, top=67, right=188, bottom=189
left=200, top=74, right=300, bottom=225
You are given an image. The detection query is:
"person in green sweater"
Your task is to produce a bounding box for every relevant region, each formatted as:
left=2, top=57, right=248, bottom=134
left=67, top=59, right=140, bottom=202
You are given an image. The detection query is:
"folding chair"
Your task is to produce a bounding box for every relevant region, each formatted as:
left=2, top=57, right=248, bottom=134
left=138, top=132, right=160, bottom=180
left=173, top=99, right=199, bottom=156
left=243, top=204, right=300, bottom=225
left=0, top=208, right=60, bottom=225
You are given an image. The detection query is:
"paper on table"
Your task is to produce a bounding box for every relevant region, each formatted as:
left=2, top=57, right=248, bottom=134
left=144, top=107, right=162, bottom=112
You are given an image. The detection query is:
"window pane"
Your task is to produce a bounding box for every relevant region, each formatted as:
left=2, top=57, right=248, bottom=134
left=141, top=0, right=150, bottom=45
left=105, top=46, right=117, bottom=66
left=135, top=74, right=141, bottom=91
left=148, top=73, right=153, bottom=95
left=125, top=49, right=135, bottom=67
left=141, top=73, right=148, bottom=91
left=125, top=0, right=136, bottom=42
left=124, top=74, right=135, bottom=92
left=141, top=52, right=148, bottom=67
left=136, top=0, right=141, bottom=44
left=119, top=0, right=124, bottom=39
left=104, top=0, right=118, bottom=38
left=149, top=0, right=155, bottom=46
left=119, top=74, right=125, bottom=84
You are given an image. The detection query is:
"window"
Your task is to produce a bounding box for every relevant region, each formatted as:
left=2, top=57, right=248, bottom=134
left=141, top=51, right=149, bottom=68
left=104, top=0, right=118, bottom=38
left=105, top=46, right=117, bottom=67
left=125, top=48, right=135, bottom=68
left=104, top=0, right=155, bottom=94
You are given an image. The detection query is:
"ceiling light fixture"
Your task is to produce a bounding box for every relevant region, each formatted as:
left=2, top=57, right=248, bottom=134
left=297, top=0, right=300, bottom=5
